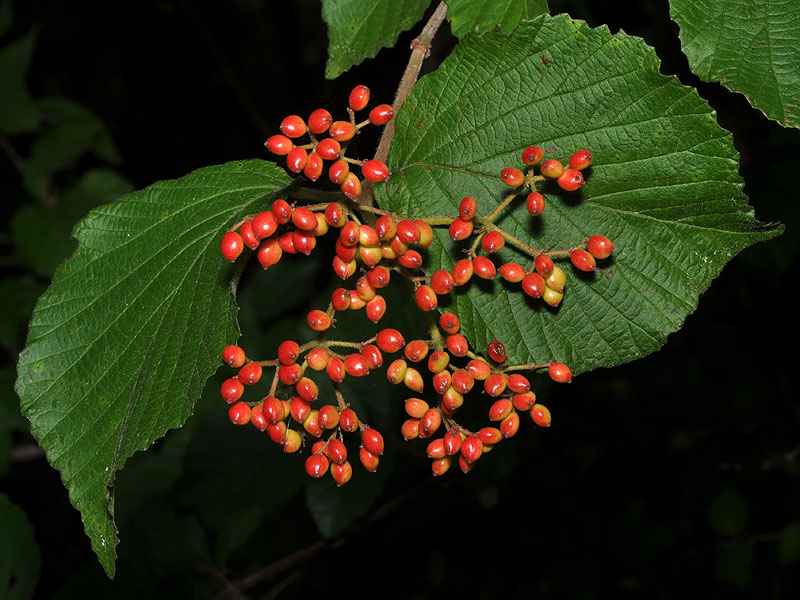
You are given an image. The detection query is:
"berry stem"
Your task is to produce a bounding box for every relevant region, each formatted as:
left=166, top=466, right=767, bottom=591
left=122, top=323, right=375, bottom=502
left=504, top=361, right=553, bottom=372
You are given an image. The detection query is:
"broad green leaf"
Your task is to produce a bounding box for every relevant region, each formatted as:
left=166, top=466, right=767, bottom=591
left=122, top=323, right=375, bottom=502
left=670, top=0, right=800, bottom=129
left=379, top=15, right=781, bottom=374
left=0, top=493, right=41, bottom=600
left=322, top=0, right=430, bottom=79
left=448, top=0, right=548, bottom=37
left=0, top=30, right=38, bottom=134
left=15, top=160, right=291, bottom=577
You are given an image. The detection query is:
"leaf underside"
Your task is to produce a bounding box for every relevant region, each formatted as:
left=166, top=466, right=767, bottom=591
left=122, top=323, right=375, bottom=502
left=670, top=0, right=800, bottom=129
left=378, top=14, right=781, bottom=374
left=15, top=160, right=291, bottom=577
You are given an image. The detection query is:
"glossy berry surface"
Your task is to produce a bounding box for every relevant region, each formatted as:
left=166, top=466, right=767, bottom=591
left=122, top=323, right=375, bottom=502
left=486, top=339, right=506, bottom=363
left=522, top=145, right=544, bottom=165
left=500, top=167, right=525, bottom=187
left=308, top=108, right=333, bottom=134
left=279, top=115, right=307, bottom=138
left=548, top=362, right=572, bottom=383
left=349, top=84, right=370, bottom=111
left=368, top=104, right=393, bottom=125
left=526, top=192, right=545, bottom=216
left=540, top=159, right=564, bottom=179
left=570, top=248, right=597, bottom=272
left=569, top=149, right=593, bottom=170
left=557, top=168, right=584, bottom=192
left=362, top=159, right=390, bottom=182
left=587, top=235, right=614, bottom=259
left=220, top=232, right=243, bottom=262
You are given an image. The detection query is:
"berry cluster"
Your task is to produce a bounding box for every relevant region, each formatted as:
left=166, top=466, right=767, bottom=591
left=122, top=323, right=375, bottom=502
left=265, top=84, right=393, bottom=200
left=218, top=86, right=617, bottom=484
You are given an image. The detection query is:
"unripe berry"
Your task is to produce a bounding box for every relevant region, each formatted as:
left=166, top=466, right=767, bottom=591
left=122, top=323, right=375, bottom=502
left=257, top=238, right=282, bottom=269
left=221, top=232, right=243, bottom=262
left=522, top=272, right=546, bottom=298
left=432, top=371, right=451, bottom=394
left=405, top=397, right=430, bottom=419
left=368, top=104, right=393, bottom=126
left=414, top=220, right=434, bottom=246
left=404, top=340, right=429, bottom=363
left=546, top=265, right=566, bottom=292
left=486, top=339, right=506, bottom=363
left=522, top=145, right=544, bottom=165
left=238, top=362, right=262, bottom=385
left=587, top=234, right=614, bottom=259
left=312, top=213, right=329, bottom=237
left=331, top=460, right=353, bottom=486
left=499, top=262, right=525, bottom=283
left=500, top=412, right=520, bottom=438
left=449, top=218, right=473, bottom=241
left=478, top=427, right=503, bottom=445
left=431, top=456, right=452, bottom=476
left=318, top=404, right=340, bottom=430
left=481, top=231, right=505, bottom=253
left=489, top=398, right=514, bottom=421
left=427, top=351, right=450, bottom=374
left=286, top=146, right=308, bottom=173
left=535, top=254, right=554, bottom=275
left=441, top=386, right=464, bottom=412
left=427, top=438, right=447, bottom=460
left=570, top=248, right=596, bottom=272
left=332, top=256, right=357, bottom=279
left=540, top=159, right=564, bottom=178
left=362, top=428, right=384, bottom=456
left=569, top=149, right=593, bottom=170
left=548, top=362, right=572, bottom=383
left=377, top=328, right=406, bottom=353
left=220, top=377, right=244, bottom=404
left=386, top=358, right=408, bottom=385
left=439, top=312, right=460, bottom=334
left=283, top=429, right=302, bottom=453
left=340, top=408, right=359, bottom=432
left=305, top=453, right=330, bottom=478
left=222, top=345, right=246, bottom=368
left=430, top=270, right=455, bottom=295
left=315, top=137, right=341, bottom=160
left=329, top=120, right=356, bottom=142
left=328, top=159, right=350, bottom=185
left=459, top=454, right=475, bottom=473
left=557, top=168, right=584, bottom=192
left=228, top=401, right=252, bottom=425
left=472, top=256, right=496, bottom=280
left=403, top=367, right=424, bottom=393
left=355, top=276, right=376, bottom=302
left=465, top=359, right=491, bottom=381
left=531, top=404, right=552, bottom=427
left=303, top=410, right=323, bottom=437
left=308, top=108, right=333, bottom=134
left=280, top=114, right=307, bottom=138
left=526, top=191, right=545, bottom=216
left=376, top=215, right=397, bottom=240
left=349, top=84, right=370, bottom=111
left=419, top=408, right=442, bottom=438
left=265, top=134, right=293, bottom=155
left=307, top=309, right=332, bottom=331
left=542, top=286, right=564, bottom=307
left=459, top=196, right=478, bottom=220
left=414, top=285, right=438, bottom=311
left=362, top=159, right=391, bottom=182
left=500, top=167, right=525, bottom=187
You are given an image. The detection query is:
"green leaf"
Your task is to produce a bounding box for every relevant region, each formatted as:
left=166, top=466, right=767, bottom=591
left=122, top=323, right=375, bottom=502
left=0, top=493, right=41, bottom=600
left=448, top=0, right=549, bottom=37
left=379, top=15, right=781, bottom=374
left=670, top=0, right=800, bottom=129
left=708, top=487, right=748, bottom=537
left=0, top=30, right=38, bottom=135
left=322, top=0, right=430, bottom=79
left=15, top=160, right=291, bottom=577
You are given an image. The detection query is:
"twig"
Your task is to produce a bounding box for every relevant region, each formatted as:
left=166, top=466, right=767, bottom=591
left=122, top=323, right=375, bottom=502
left=0, top=135, right=26, bottom=173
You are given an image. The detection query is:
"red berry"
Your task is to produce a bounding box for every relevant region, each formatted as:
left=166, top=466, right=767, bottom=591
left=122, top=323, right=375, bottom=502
left=531, top=404, right=552, bottom=427
left=377, top=328, right=405, bottom=353
left=328, top=159, right=350, bottom=185
left=240, top=221, right=259, bottom=250
left=481, top=231, right=505, bottom=253
left=449, top=218, right=474, bottom=241
left=339, top=221, right=360, bottom=246
left=316, top=138, right=341, bottom=160
left=376, top=215, right=397, bottom=240
left=452, top=258, right=474, bottom=286
left=280, top=115, right=307, bottom=138
left=405, top=397, right=430, bottom=419
left=292, top=230, right=316, bottom=256
left=359, top=447, right=380, bottom=472
left=362, top=428, right=384, bottom=456
left=250, top=405, right=268, bottom=431
left=535, top=254, right=554, bottom=275
left=272, top=199, right=293, bottom=224
left=306, top=347, right=330, bottom=371
left=331, top=461, right=353, bottom=486
left=228, top=401, right=252, bottom=425
left=332, top=256, right=357, bottom=279
left=362, top=159, right=390, bottom=182
left=366, top=265, right=391, bottom=288
left=396, top=220, right=421, bottom=244
left=430, top=270, right=455, bottom=295
left=220, top=232, right=243, bottom=262
left=427, top=438, right=447, bottom=460
left=238, top=362, right=262, bottom=385
left=439, top=312, right=460, bottom=334
left=264, top=396, right=286, bottom=423
left=265, top=134, right=293, bottom=155
left=548, top=362, right=572, bottom=383
left=489, top=398, right=514, bottom=421
left=404, top=340, right=429, bottom=363
left=446, top=334, right=469, bottom=357
left=340, top=172, right=362, bottom=200
left=461, top=436, right=483, bottom=464
left=331, top=287, right=351, bottom=311
left=256, top=238, right=282, bottom=269
left=431, top=371, right=451, bottom=393
left=522, top=272, right=546, bottom=298
left=569, top=149, right=593, bottom=170
left=465, top=359, right=490, bottom=381
left=325, top=438, right=348, bottom=465
left=414, top=285, right=438, bottom=311
left=526, top=192, right=545, bottom=216
left=290, top=207, right=316, bottom=231
left=570, top=248, right=596, bottom=272
left=349, top=84, right=371, bottom=111
left=499, top=262, right=525, bottom=283
left=540, top=159, right=564, bottom=179
left=397, top=250, right=422, bottom=269
left=472, top=256, right=496, bottom=280
left=557, top=168, right=584, bottom=191
left=358, top=224, right=380, bottom=247
left=427, top=351, right=450, bottom=374
left=220, top=377, right=244, bottom=403
left=368, top=104, right=393, bottom=126
left=484, top=372, right=508, bottom=397
left=500, top=167, right=525, bottom=187
left=419, top=408, right=442, bottom=438
left=307, top=309, right=332, bottom=331
left=522, top=145, right=544, bottom=165
left=305, top=453, right=330, bottom=478
left=501, top=412, right=520, bottom=438
left=318, top=404, right=340, bottom=430
left=459, top=196, right=478, bottom=220
left=401, top=418, right=420, bottom=440
left=295, top=377, right=319, bottom=403
left=222, top=345, right=246, bottom=368
left=344, top=353, right=369, bottom=377
left=443, top=431, right=462, bottom=455
left=587, top=235, right=614, bottom=259
left=278, top=363, right=302, bottom=385
left=486, top=339, right=506, bottom=363
left=507, top=373, right=530, bottom=393
left=286, top=146, right=308, bottom=173
left=339, top=408, right=359, bottom=432
left=308, top=108, right=333, bottom=135
left=512, top=391, right=536, bottom=411
left=361, top=344, right=383, bottom=369
left=322, top=203, right=344, bottom=228
left=451, top=369, right=475, bottom=393
left=365, top=295, right=387, bottom=322
left=330, top=120, right=357, bottom=142
left=478, top=427, right=502, bottom=446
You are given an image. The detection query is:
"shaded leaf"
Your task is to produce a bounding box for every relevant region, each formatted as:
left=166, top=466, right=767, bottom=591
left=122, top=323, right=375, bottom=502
left=322, top=0, right=430, bottom=79
left=448, top=0, right=549, bottom=37
left=15, top=160, right=291, bottom=577
left=670, top=0, right=800, bottom=128
left=0, top=493, right=40, bottom=600
left=708, top=487, right=747, bottom=537
left=714, top=542, right=753, bottom=588
left=779, top=521, right=800, bottom=565
left=379, top=15, right=781, bottom=374
left=0, top=30, right=38, bottom=134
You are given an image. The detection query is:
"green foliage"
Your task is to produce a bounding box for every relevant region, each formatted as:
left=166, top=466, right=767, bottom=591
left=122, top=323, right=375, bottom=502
left=670, top=0, right=800, bottom=129
left=380, top=14, right=780, bottom=373
left=447, top=0, right=548, bottom=36
left=322, top=0, right=430, bottom=78
left=0, top=29, right=37, bottom=134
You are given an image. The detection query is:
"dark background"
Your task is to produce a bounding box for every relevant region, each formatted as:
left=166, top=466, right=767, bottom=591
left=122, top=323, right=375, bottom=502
left=1, top=0, right=798, bottom=598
